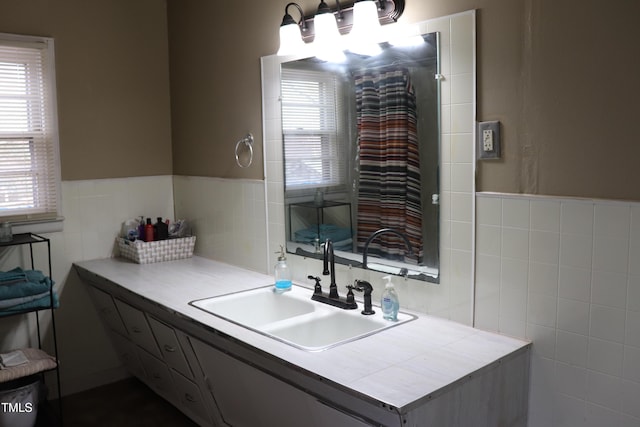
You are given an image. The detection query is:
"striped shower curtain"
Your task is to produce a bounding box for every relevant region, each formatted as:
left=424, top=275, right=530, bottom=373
left=355, top=67, right=423, bottom=263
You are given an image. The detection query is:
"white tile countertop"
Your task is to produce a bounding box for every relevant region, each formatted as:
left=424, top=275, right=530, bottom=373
left=74, top=256, right=530, bottom=414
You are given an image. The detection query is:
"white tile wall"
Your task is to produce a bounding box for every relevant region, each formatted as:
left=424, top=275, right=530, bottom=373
left=173, top=175, right=268, bottom=273
left=261, top=11, right=477, bottom=324
left=475, top=192, right=640, bottom=426
left=62, top=175, right=175, bottom=262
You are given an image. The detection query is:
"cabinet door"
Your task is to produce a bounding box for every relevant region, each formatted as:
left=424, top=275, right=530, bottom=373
left=88, top=287, right=128, bottom=336
left=190, top=338, right=253, bottom=426
left=190, top=337, right=353, bottom=427
left=170, top=369, right=211, bottom=425
left=114, top=299, right=161, bottom=358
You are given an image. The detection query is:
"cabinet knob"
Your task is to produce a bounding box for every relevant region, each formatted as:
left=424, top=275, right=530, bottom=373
left=163, top=344, right=176, bottom=353
left=131, top=326, right=142, bottom=333
left=185, top=393, right=196, bottom=403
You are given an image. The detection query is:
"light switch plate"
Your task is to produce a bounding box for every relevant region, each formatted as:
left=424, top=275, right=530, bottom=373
left=477, top=121, right=501, bottom=159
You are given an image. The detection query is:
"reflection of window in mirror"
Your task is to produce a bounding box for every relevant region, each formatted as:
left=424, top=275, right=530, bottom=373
left=282, top=68, right=354, bottom=253
left=281, top=69, right=347, bottom=194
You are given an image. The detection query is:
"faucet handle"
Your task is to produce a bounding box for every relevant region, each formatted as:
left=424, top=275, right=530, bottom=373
left=307, top=275, right=322, bottom=295
left=352, top=280, right=375, bottom=315
left=353, top=279, right=373, bottom=295
left=345, top=285, right=356, bottom=304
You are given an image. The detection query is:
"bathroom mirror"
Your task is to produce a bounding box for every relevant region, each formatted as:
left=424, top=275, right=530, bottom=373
left=262, top=10, right=476, bottom=295
left=281, top=32, right=440, bottom=283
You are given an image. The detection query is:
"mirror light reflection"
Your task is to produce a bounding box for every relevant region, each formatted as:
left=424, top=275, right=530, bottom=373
left=281, top=31, right=440, bottom=283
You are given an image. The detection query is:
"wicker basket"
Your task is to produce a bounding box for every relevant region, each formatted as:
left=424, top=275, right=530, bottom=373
left=116, top=236, right=196, bottom=264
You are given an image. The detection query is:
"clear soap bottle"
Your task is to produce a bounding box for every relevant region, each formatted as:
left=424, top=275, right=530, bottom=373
left=381, top=275, right=399, bottom=321
left=274, top=245, right=292, bottom=293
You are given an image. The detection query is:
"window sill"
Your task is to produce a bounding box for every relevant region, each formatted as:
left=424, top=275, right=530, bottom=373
left=7, top=218, right=64, bottom=235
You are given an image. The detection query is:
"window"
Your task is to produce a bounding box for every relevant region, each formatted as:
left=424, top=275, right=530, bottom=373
left=0, top=34, right=61, bottom=225
left=281, top=68, right=346, bottom=192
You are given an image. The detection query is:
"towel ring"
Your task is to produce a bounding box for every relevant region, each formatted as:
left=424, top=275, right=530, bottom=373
left=235, top=133, right=254, bottom=168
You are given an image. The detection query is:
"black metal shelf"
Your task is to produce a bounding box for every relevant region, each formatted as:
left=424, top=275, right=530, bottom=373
left=288, top=200, right=353, bottom=245
left=0, top=232, right=62, bottom=425
left=0, top=232, right=49, bottom=248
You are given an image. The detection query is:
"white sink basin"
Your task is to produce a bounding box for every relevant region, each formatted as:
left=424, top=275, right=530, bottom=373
left=189, top=285, right=315, bottom=328
left=189, top=285, right=416, bottom=351
left=264, top=310, right=412, bottom=351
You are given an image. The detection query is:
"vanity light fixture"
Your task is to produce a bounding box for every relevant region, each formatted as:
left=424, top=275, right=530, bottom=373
left=276, top=0, right=406, bottom=59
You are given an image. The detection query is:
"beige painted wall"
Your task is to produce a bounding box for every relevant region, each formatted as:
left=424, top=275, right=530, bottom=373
left=0, top=0, right=173, bottom=180
left=168, top=0, right=640, bottom=200
left=166, top=0, right=279, bottom=180
left=3, top=0, right=639, bottom=195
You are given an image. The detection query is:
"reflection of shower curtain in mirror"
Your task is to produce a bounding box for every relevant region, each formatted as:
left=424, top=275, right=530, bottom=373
left=355, top=67, right=423, bottom=263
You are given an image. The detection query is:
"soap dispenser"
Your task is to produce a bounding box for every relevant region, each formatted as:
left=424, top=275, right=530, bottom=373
left=381, top=275, right=399, bottom=321
left=274, top=245, right=292, bottom=293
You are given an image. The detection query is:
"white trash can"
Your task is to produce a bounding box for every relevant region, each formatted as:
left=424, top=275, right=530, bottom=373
left=0, top=376, right=40, bottom=427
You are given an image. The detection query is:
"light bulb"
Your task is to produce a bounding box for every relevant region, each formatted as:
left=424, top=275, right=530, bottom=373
left=349, top=0, right=383, bottom=56
left=277, top=22, right=306, bottom=56
left=313, top=11, right=345, bottom=62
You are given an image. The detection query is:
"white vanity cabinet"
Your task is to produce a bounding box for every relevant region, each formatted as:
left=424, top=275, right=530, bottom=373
left=82, top=275, right=381, bottom=426
left=75, top=258, right=530, bottom=427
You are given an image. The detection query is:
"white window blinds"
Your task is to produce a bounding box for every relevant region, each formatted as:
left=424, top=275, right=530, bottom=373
left=0, top=35, right=60, bottom=224
left=281, top=68, right=345, bottom=191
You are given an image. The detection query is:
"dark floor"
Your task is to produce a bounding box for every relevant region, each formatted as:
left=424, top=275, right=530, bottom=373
left=38, top=377, right=198, bottom=427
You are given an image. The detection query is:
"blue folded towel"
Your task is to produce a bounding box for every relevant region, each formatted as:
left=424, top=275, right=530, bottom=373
left=0, top=291, right=50, bottom=309
left=0, top=268, right=54, bottom=300
left=0, top=267, right=28, bottom=286
left=0, top=292, right=59, bottom=317
left=294, top=224, right=352, bottom=244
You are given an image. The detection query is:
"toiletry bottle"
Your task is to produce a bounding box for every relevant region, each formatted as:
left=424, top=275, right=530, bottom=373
left=145, top=218, right=154, bottom=242
left=138, top=216, right=145, bottom=241
left=381, top=275, right=399, bottom=321
left=274, top=245, right=292, bottom=293
left=155, top=217, right=169, bottom=240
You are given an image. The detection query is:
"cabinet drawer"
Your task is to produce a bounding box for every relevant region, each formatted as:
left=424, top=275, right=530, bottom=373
left=88, top=287, right=127, bottom=336
left=114, top=299, right=161, bottom=358
left=136, top=348, right=175, bottom=401
left=171, top=369, right=211, bottom=424
left=109, top=331, right=146, bottom=380
left=311, top=399, right=373, bottom=426
left=147, top=316, right=193, bottom=379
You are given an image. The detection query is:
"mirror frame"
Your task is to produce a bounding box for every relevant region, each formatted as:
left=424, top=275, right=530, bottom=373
left=262, top=10, right=475, bottom=309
